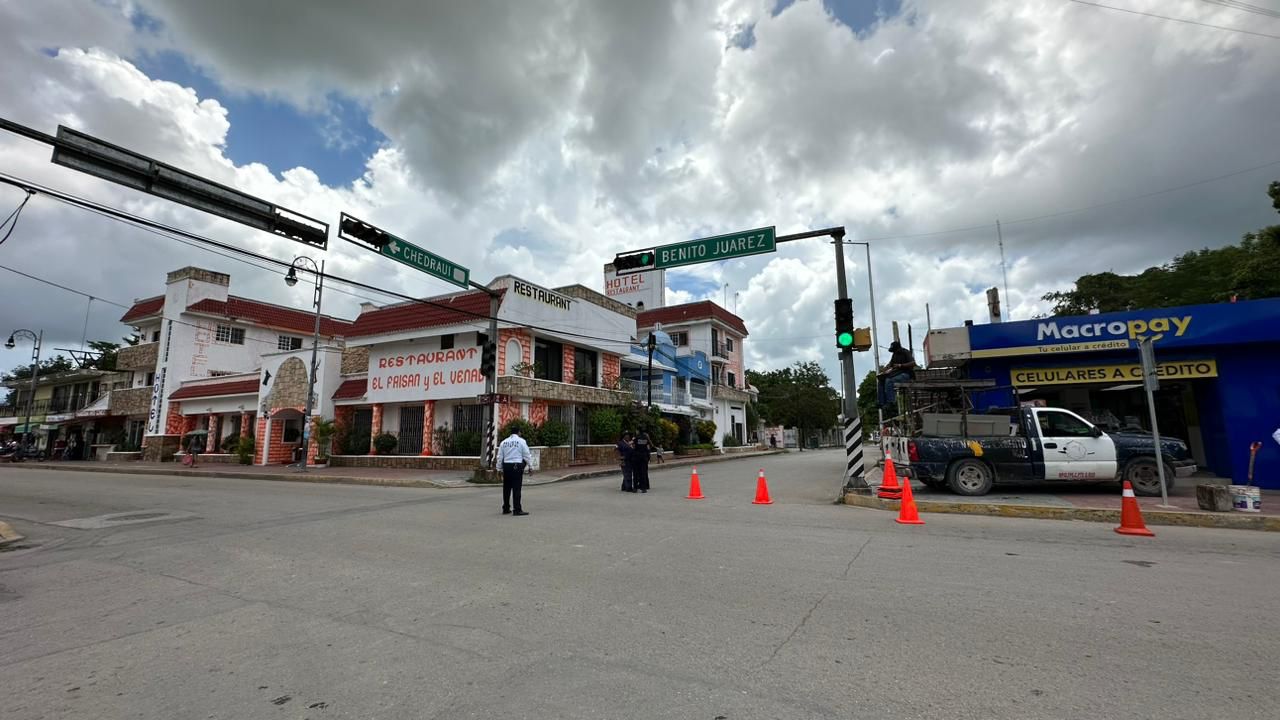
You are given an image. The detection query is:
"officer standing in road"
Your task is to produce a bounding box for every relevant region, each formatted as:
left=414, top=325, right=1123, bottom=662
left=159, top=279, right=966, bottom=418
left=497, top=428, right=533, bottom=516
left=631, top=430, right=652, bottom=493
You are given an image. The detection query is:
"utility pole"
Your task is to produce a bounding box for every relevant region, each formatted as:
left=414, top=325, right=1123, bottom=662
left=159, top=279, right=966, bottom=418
left=833, top=231, right=868, bottom=491
left=996, top=219, right=1010, bottom=321
left=482, top=293, right=500, bottom=469
left=285, top=257, right=324, bottom=473
left=646, top=332, right=656, bottom=408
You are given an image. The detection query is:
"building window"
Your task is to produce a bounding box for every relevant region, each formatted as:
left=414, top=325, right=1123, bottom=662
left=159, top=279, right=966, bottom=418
left=573, top=347, right=598, bottom=386
left=476, top=333, right=488, bottom=346
left=670, top=331, right=688, bottom=346
left=534, top=339, right=563, bottom=382
left=726, top=337, right=734, bottom=352
left=208, top=370, right=236, bottom=377
left=216, top=325, right=245, bottom=345
left=281, top=417, right=302, bottom=443
left=145, top=371, right=156, bottom=386
left=440, top=334, right=455, bottom=350
left=278, top=335, right=303, bottom=351
left=150, top=330, right=161, bottom=342
left=727, top=371, right=736, bottom=388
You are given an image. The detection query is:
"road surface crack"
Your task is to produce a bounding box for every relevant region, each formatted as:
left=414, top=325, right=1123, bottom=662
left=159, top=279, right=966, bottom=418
left=762, top=538, right=869, bottom=668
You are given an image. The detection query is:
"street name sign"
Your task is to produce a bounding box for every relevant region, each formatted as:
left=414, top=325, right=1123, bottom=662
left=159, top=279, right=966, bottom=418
left=613, top=226, right=776, bottom=275
left=383, top=238, right=470, bottom=289
left=655, top=226, right=776, bottom=270
left=339, top=212, right=470, bottom=289
left=477, top=393, right=512, bottom=405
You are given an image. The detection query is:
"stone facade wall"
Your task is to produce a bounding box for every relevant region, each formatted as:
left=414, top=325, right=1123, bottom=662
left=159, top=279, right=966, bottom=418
left=266, top=357, right=309, bottom=409
left=116, top=342, right=158, bottom=371
left=713, top=385, right=753, bottom=404
left=340, top=346, right=369, bottom=375
left=110, top=386, right=155, bottom=416
left=166, top=267, right=230, bottom=286
left=497, top=375, right=629, bottom=406
left=141, top=435, right=180, bottom=462
left=329, top=455, right=480, bottom=470
left=552, top=284, right=638, bottom=318
left=536, top=444, right=618, bottom=469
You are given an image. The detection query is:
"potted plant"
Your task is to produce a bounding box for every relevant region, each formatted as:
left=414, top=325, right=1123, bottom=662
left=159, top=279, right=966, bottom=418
left=372, top=431, right=399, bottom=455
left=235, top=435, right=255, bottom=465
left=311, top=418, right=336, bottom=467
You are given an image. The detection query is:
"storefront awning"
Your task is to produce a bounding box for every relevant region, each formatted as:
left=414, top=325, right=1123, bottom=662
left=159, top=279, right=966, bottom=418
left=75, top=393, right=112, bottom=418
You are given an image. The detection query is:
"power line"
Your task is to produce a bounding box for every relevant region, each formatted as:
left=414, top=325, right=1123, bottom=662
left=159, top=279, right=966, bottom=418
left=1067, top=0, right=1280, bottom=40
left=1199, top=0, right=1280, bottom=20
left=856, top=156, right=1280, bottom=243
left=0, top=189, right=34, bottom=246
left=0, top=172, right=639, bottom=348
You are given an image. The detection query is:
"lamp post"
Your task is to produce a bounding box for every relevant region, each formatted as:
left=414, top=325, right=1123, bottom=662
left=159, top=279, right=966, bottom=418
left=847, top=242, right=884, bottom=443
left=6, top=328, right=42, bottom=451
left=285, top=256, right=325, bottom=473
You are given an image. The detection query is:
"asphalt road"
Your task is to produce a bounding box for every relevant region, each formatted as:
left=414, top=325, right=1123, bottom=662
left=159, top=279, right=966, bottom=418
left=2, top=450, right=1277, bottom=719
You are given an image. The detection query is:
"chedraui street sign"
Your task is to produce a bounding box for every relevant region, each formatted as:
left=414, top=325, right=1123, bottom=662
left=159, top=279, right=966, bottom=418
left=381, top=237, right=469, bottom=289
left=339, top=212, right=470, bottom=289
left=654, top=226, right=776, bottom=270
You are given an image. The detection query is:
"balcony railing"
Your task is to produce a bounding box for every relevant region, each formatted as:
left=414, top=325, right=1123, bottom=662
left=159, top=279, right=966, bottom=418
left=712, top=343, right=731, bottom=359
left=0, top=394, right=100, bottom=417
left=630, top=384, right=690, bottom=407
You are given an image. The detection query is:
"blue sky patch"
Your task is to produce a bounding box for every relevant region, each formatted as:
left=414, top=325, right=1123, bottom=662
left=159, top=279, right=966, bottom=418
left=667, top=273, right=721, bottom=299
left=775, top=0, right=902, bottom=32
left=129, top=50, right=383, bottom=187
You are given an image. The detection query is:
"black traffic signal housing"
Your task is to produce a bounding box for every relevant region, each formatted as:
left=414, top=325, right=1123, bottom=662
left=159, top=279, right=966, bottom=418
left=834, top=298, right=855, bottom=349
left=480, top=340, right=497, bottom=378
left=614, top=250, right=656, bottom=273
left=339, top=212, right=392, bottom=249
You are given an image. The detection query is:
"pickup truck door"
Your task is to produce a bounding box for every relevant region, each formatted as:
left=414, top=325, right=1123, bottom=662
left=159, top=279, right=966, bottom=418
left=1031, top=409, right=1118, bottom=481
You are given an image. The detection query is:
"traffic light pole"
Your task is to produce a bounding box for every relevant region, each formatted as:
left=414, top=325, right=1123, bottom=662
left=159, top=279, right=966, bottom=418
left=832, top=231, right=868, bottom=492
left=481, top=290, right=499, bottom=470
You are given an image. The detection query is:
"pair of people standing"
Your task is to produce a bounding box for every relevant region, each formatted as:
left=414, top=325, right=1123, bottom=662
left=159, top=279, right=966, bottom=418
left=616, top=430, right=652, bottom=493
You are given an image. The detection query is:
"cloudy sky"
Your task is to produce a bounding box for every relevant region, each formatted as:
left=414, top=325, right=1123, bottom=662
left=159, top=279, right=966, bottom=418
left=1, top=0, right=1278, bottom=390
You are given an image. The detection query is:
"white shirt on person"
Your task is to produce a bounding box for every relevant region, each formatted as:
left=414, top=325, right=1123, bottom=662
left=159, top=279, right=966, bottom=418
left=497, top=433, right=533, bottom=465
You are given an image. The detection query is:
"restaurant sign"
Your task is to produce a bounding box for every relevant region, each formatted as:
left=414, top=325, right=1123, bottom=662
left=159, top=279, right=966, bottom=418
left=367, top=343, right=485, bottom=402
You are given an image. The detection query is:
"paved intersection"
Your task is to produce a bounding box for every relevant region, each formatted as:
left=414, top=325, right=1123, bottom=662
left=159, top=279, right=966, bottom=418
left=1, top=451, right=1277, bottom=719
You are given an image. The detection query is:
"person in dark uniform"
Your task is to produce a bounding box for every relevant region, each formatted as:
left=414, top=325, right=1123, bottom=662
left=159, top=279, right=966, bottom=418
left=879, top=340, right=918, bottom=410
left=497, top=429, right=533, bottom=516
left=631, top=430, right=652, bottom=493
left=616, top=432, right=635, bottom=492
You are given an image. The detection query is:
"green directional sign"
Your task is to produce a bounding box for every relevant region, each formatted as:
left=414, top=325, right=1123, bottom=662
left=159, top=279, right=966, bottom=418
left=653, top=226, right=776, bottom=270
left=382, top=236, right=470, bottom=289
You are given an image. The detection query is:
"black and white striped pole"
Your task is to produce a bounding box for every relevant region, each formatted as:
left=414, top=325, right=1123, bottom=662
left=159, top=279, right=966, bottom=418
left=833, top=230, right=870, bottom=492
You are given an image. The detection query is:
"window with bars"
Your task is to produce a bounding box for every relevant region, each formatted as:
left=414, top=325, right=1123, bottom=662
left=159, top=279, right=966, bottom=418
left=278, top=335, right=303, bottom=351
left=216, top=325, right=245, bottom=345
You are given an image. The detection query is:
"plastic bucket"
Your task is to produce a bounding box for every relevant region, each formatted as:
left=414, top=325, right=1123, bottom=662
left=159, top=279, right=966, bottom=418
left=1228, top=485, right=1261, bottom=513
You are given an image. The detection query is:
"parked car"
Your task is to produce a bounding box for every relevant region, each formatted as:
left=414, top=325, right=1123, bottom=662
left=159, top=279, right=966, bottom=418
left=887, top=406, right=1195, bottom=496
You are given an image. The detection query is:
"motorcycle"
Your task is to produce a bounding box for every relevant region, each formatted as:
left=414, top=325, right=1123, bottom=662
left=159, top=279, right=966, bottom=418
left=0, top=441, right=45, bottom=462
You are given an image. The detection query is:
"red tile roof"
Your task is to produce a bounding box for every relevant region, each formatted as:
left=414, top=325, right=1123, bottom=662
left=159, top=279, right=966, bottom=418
left=347, top=290, right=500, bottom=338
left=186, top=296, right=352, bottom=337
left=332, top=377, right=367, bottom=400
left=120, top=296, right=165, bottom=323
left=169, top=378, right=261, bottom=400
left=637, top=301, right=748, bottom=336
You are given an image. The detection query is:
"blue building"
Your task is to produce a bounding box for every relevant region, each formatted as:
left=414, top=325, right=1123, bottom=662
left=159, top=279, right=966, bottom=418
left=925, top=298, right=1280, bottom=489
left=620, top=329, right=714, bottom=439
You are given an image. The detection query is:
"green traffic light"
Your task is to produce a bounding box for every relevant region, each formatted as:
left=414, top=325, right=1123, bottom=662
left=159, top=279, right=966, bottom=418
left=640, top=253, right=652, bottom=265
left=837, top=331, right=854, bottom=347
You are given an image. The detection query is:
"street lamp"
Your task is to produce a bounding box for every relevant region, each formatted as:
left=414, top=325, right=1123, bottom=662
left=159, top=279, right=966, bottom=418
left=285, top=256, right=325, bottom=473
left=846, top=242, right=884, bottom=443
left=6, top=328, right=42, bottom=451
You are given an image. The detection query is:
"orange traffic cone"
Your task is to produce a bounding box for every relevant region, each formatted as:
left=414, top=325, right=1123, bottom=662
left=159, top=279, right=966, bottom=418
left=878, top=455, right=902, bottom=499
left=752, top=469, right=774, bottom=505
left=686, top=467, right=705, bottom=500
left=895, top=477, right=925, bottom=525
left=1115, top=480, right=1154, bottom=537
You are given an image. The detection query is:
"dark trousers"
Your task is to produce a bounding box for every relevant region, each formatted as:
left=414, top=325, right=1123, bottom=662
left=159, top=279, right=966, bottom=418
left=620, top=462, right=634, bottom=491
left=502, top=462, right=525, bottom=512
left=631, top=458, right=650, bottom=491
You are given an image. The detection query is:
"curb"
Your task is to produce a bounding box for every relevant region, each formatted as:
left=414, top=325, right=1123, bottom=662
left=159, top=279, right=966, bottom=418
left=528, top=450, right=787, bottom=486
left=0, top=520, right=24, bottom=546
left=841, top=491, right=1280, bottom=532
left=0, top=462, right=448, bottom=489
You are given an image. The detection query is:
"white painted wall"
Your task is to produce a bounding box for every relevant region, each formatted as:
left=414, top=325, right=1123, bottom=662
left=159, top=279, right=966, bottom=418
left=492, top=277, right=635, bottom=356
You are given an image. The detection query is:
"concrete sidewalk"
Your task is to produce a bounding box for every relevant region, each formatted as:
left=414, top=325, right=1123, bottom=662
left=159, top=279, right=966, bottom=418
left=0, top=449, right=783, bottom=490
left=849, top=448, right=1277, bottom=531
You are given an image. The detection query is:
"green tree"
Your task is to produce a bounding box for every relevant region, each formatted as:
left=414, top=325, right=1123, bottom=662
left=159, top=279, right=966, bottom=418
left=747, top=361, right=841, bottom=449
left=87, top=340, right=122, bottom=371
left=856, top=370, right=878, bottom=433
left=1042, top=183, right=1280, bottom=314
left=4, top=354, right=75, bottom=382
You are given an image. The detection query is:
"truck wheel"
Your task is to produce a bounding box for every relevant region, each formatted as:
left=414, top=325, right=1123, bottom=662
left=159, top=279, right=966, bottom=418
left=947, top=459, right=994, bottom=496
left=1124, top=459, right=1172, bottom=497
